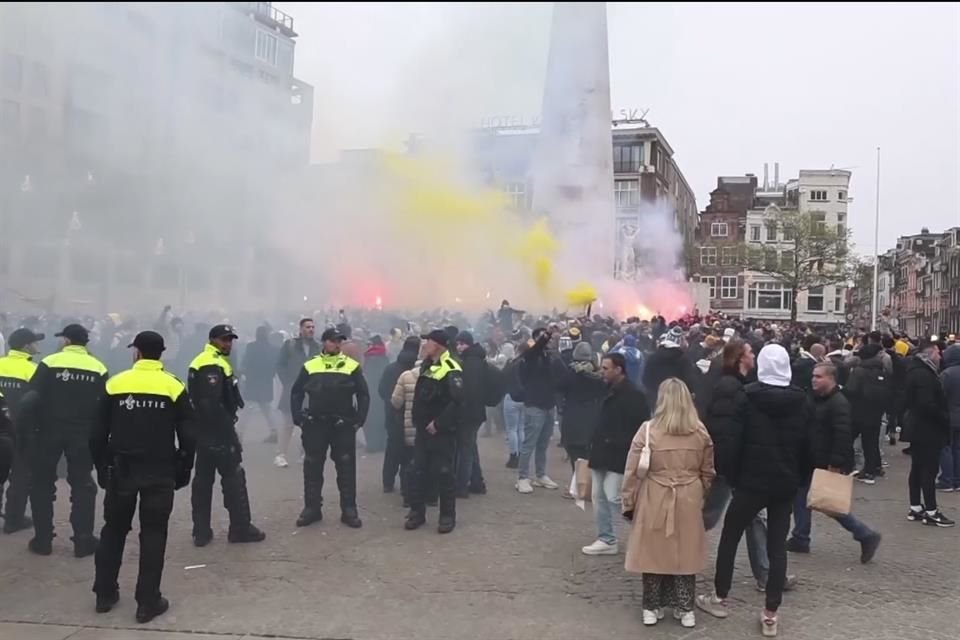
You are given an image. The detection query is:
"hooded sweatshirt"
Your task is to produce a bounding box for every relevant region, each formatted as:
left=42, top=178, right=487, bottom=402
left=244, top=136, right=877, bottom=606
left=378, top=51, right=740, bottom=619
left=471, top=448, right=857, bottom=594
left=733, top=344, right=812, bottom=499
left=941, top=344, right=960, bottom=429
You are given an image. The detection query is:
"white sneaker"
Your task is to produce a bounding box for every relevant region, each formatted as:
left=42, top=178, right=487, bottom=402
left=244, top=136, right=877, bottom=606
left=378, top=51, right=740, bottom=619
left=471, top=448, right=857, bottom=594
left=642, top=609, right=663, bottom=625
left=532, top=475, right=559, bottom=490
left=516, top=478, right=534, bottom=494
left=273, top=454, right=289, bottom=468
left=674, top=610, right=696, bottom=628
left=581, top=539, right=618, bottom=556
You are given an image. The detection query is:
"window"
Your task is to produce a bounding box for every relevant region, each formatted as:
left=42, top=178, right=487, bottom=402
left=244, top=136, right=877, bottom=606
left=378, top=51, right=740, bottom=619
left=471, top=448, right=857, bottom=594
left=615, top=180, right=639, bottom=209
left=700, top=276, right=716, bottom=299
left=700, top=246, right=717, bottom=266
left=783, top=225, right=795, bottom=242
left=834, top=288, right=843, bottom=312
left=765, top=221, right=778, bottom=242
left=711, top=222, right=729, bottom=237
left=748, top=282, right=792, bottom=310
left=28, top=61, right=48, bottom=97
left=721, top=276, right=738, bottom=299
left=255, top=30, right=278, bottom=65
left=807, top=286, right=824, bottom=311
left=613, top=143, right=643, bottom=172
left=764, top=247, right=778, bottom=271
left=749, top=225, right=761, bottom=242
left=721, top=246, right=737, bottom=266
left=811, top=212, right=826, bottom=234
left=809, top=190, right=828, bottom=202
left=837, top=212, right=846, bottom=236
left=505, top=183, right=526, bottom=209
left=1, top=100, right=20, bottom=136
left=781, top=250, right=795, bottom=270
left=838, top=190, right=846, bottom=201
left=1, top=53, right=22, bottom=91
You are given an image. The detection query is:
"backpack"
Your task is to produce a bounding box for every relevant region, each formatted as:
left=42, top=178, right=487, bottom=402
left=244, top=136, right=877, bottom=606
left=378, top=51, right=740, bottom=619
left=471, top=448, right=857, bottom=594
left=857, top=365, right=890, bottom=411
left=483, top=362, right=507, bottom=407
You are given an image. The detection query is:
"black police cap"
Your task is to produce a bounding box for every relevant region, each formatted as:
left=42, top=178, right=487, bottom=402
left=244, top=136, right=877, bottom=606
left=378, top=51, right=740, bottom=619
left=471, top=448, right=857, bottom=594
left=209, top=324, right=239, bottom=341
left=8, top=328, right=44, bottom=350
left=55, top=324, right=89, bottom=345
left=128, top=330, right=165, bottom=353
left=420, top=329, right=450, bottom=348
left=321, top=328, right=346, bottom=342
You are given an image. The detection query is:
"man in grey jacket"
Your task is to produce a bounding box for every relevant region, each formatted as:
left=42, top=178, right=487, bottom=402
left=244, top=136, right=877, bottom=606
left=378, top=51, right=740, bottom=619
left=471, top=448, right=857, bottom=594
left=274, top=319, right=320, bottom=467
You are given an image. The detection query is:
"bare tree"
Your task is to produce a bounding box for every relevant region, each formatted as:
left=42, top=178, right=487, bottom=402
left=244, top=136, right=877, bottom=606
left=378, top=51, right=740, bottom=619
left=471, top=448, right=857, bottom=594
left=741, top=208, right=858, bottom=322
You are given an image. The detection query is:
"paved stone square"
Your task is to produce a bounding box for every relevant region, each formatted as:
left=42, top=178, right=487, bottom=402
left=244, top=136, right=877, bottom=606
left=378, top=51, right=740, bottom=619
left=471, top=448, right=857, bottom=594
left=1, top=424, right=957, bottom=640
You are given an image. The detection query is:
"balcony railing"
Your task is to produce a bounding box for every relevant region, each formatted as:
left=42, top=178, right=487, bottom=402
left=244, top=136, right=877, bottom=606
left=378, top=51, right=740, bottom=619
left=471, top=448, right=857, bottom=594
left=237, top=2, right=296, bottom=36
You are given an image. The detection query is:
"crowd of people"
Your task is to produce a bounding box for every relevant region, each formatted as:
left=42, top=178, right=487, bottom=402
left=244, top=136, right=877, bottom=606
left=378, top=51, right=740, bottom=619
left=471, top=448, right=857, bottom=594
left=0, top=300, right=957, bottom=636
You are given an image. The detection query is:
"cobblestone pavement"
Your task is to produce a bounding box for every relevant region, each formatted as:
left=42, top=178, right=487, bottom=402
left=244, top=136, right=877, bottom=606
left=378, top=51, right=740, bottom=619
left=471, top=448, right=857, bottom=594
left=1, top=421, right=957, bottom=640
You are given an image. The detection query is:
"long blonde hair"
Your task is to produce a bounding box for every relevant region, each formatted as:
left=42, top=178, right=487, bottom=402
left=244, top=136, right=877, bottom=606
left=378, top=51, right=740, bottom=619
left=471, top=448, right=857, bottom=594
left=650, top=378, right=701, bottom=436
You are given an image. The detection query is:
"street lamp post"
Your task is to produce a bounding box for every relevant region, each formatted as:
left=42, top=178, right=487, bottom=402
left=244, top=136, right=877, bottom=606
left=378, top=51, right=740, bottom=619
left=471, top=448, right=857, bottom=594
left=870, top=147, right=880, bottom=331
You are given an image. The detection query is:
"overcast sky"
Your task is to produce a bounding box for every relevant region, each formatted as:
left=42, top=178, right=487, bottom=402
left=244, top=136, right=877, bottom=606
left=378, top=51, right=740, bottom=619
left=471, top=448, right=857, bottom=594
left=281, top=2, right=960, bottom=254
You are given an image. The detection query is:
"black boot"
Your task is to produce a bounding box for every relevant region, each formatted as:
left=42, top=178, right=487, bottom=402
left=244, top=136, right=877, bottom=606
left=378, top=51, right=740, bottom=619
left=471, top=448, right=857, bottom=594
left=73, top=535, right=99, bottom=559
left=296, top=507, right=322, bottom=527
left=95, top=591, right=119, bottom=613
left=136, top=596, right=169, bottom=624
left=438, top=515, right=456, bottom=534
left=192, top=529, right=213, bottom=547
left=505, top=454, right=519, bottom=469
left=228, top=524, right=266, bottom=543
left=28, top=536, right=53, bottom=556
left=3, top=515, right=33, bottom=534
left=340, top=507, right=362, bottom=529
left=404, top=509, right=426, bottom=531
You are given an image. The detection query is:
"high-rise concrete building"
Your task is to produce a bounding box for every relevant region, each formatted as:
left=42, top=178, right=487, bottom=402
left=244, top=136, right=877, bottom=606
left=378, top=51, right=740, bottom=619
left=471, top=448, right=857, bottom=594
left=0, top=2, right=313, bottom=312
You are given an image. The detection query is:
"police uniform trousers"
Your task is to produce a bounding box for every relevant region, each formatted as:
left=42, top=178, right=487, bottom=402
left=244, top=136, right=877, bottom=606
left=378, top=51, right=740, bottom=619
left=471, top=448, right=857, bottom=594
left=301, top=417, right=357, bottom=512
left=30, top=428, right=97, bottom=541
left=408, top=430, right=456, bottom=518
left=3, top=438, right=32, bottom=523
left=190, top=442, right=253, bottom=537
left=94, top=472, right=174, bottom=605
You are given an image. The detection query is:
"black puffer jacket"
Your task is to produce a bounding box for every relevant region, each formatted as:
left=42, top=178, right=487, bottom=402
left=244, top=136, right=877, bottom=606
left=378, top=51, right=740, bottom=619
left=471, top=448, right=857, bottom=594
left=703, top=372, right=748, bottom=479
left=903, top=355, right=950, bottom=447
left=557, top=360, right=606, bottom=448
left=643, top=347, right=698, bottom=406
left=731, top=382, right=812, bottom=500
left=844, top=344, right=889, bottom=428
left=457, top=343, right=489, bottom=426
left=810, top=388, right=853, bottom=474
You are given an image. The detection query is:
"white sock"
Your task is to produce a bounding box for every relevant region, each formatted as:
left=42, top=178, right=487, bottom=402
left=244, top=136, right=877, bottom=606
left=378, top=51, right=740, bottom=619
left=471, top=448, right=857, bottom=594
left=926, top=509, right=938, bottom=516
left=910, top=505, right=923, bottom=512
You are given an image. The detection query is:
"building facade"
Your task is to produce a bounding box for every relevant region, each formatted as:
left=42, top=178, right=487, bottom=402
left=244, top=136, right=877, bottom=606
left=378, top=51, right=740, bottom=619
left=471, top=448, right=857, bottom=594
left=470, top=121, right=698, bottom=280
left=0, top=2, right=313, bottom=313
left=693, top=167, right=851, bottom=323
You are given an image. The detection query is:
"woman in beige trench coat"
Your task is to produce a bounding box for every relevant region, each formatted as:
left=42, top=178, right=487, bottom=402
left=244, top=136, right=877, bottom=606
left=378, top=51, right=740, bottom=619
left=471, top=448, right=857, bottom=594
left=621, top=378, right=716, bottom=628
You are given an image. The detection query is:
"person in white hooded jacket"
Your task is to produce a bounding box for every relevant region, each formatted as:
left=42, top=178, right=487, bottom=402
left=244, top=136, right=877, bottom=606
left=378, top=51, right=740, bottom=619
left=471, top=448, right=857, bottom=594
left=697, top=344, right=812, bottom=638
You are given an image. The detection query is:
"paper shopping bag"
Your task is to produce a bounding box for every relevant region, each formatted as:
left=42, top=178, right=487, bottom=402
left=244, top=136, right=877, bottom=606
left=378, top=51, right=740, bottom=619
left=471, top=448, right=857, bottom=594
left=806, top=468, right=853, bottom=516
left=575, top=458, right=592, bottom=501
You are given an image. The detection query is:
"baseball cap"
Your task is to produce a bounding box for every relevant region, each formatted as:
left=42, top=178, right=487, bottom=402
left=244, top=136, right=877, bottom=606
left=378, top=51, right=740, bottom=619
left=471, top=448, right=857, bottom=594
left=128, top=330, right=165, bottom=353
left=8, top=328, right=45, bottom=350
left=455, top=331, right=475, bottom=346
left=55, top=324, right=89, bottom=345
left=209, top=324, right=239, bottom=341
left=320, top=327, right=346, bottom=342
left=421, top=329, right=450, bottom=348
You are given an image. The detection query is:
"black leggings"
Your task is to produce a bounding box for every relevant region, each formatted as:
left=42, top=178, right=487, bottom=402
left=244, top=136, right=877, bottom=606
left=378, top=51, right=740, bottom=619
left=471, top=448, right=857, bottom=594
left=909, top=440, right=941, bottom=510
left=715, top=491, right=792, bottom=612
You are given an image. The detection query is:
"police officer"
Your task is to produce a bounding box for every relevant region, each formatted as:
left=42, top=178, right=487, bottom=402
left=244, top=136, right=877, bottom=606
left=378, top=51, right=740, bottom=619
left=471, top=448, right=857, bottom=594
left=0, top=328, right=43, bottom=533
left=188, top=324, right=265, bottom=546
left=0, top=393, right=12, bottom=510
left=29, top=324, right=108, bottom=557
left=290, top=327, right=369, bottom=528
left=405, top=329, right=464, bottom=534
left=90, top=331, right=195, bottom=624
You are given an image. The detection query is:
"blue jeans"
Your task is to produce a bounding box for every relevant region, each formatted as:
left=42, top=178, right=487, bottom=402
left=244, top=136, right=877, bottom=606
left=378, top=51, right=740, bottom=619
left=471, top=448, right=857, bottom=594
left=503, top=397, right=525, bottom=456
left=518, top=406, right=554, bottom=480
left=791, top=482, right=875, bottom=546
left=938, top=427, right=960, bottom=488
left=591, top=469, right=623, bottom=544
left=702, top=478, right=768, bottom=581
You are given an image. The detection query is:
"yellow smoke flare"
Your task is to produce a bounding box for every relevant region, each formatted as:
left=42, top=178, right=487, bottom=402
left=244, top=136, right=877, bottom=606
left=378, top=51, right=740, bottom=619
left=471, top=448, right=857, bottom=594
left=565, top=283, right=598, bottom=307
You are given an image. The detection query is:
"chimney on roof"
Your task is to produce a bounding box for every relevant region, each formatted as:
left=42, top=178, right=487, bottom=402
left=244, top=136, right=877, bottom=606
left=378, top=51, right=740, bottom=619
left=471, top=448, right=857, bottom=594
left=921, top=227, right=930, bottom=234
left=763, top=163, right=769, bottom=191
left=774, top=162, right=780, bottom=188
